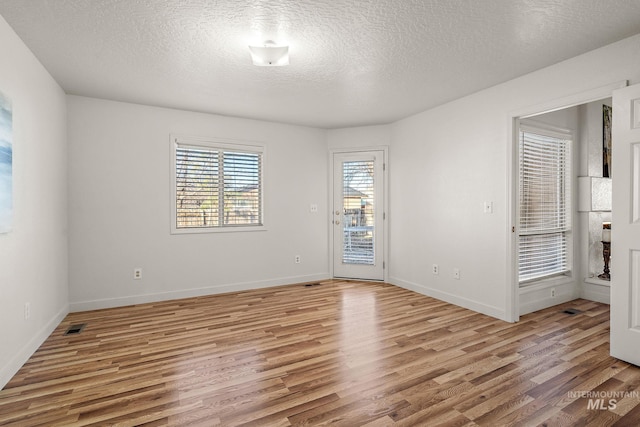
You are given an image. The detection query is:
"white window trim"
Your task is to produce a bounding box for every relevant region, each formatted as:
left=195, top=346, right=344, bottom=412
left=170, top=134, right=266, bottom=234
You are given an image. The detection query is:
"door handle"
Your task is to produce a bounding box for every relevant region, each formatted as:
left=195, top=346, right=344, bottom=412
left=335, top=220, right=340, bottom=225
left=335, top=211, right=341, bottom=215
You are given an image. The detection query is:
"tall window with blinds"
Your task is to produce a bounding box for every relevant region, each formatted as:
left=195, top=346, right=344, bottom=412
left=518, top=125, right=571, bottom=283
left=172, top=137, right=264, bottom=232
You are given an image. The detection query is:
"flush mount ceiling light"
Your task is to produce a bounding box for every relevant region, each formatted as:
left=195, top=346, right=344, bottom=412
left=248, top=40, right=289, bottom=66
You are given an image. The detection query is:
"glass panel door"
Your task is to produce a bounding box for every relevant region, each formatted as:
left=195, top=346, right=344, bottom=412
left=333, top=151, right=384, bottom=280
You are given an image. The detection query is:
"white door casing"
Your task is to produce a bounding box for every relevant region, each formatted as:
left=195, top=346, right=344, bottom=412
left=611, top=83, right=640, bottom=366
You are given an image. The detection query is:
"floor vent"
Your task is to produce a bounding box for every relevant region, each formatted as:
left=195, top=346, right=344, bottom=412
left=64, top=324, right=86, bottom=335
left=563, top=309, right=582, bottom=315
left=304, top=282, right=321, bottom=287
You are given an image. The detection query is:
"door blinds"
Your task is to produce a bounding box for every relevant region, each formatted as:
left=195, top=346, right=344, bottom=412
left=518, top=126, right=571, bottom=283
left=342, top=160, right=375, bottom=265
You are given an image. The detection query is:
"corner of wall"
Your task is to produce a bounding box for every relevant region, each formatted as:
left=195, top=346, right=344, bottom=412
left=388, top=276, right=507, bottom=321
left=0, top=304, right=69, bottom=389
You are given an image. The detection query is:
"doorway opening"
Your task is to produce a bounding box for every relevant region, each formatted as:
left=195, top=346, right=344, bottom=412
left=507, top=82, right=624, bottom=321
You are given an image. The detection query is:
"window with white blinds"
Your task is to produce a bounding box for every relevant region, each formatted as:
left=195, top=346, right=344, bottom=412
left=172, top=137, right=264, bottom=232
left=518, top=125, right=571, bottom=283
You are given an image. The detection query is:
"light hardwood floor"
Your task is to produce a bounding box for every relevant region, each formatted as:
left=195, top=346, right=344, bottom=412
left=1, top=280, right=639, bottom=426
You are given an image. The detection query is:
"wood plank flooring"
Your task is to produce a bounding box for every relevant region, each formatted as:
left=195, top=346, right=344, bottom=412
left=1, top=280, right=639, bottom=426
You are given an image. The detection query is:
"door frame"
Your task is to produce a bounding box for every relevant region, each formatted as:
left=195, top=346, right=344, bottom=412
left=506, top=81, right=627, bottom=322
left=329, top=146, right=389, bottom=282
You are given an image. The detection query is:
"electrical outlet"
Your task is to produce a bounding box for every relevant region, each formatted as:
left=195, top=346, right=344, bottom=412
left=432, top=264, right=439, bottom=275
left=134, top=268, right=142, bottom=280
left=453, top=268, right=460, bottom=280
left=551, top=288, right=556, bottom=298
left=483, top=201, right=493, bottom=214
left=310, top=204, right=318, bottom=213
left=24, top=302, right=31, bottom=320
left=295, top=255, right=301, bottom=264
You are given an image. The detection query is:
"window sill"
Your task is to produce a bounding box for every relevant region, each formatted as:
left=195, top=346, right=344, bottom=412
left=171, top=225, right=267, bottom=235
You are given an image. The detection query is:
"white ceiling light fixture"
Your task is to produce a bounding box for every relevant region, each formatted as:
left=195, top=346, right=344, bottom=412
left=248, top=40, right=289, bottom=66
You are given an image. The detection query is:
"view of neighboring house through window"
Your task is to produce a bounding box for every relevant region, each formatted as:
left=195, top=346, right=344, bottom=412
left=172, top=137, right=263, bottom=232
left=518, top=124, right=572, bottom=284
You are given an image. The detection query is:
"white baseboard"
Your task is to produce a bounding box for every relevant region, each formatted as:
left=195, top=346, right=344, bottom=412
left=581, top=281, right=610, bottom=304
left=519, top=294, right=577, bottom=316
left=388, top=276, right=506, bottom=321
left=69, top=273, right=331, bottom=312
left=1, top=304, right=69, bottom=389
left=518, top=280, right=579, bottom=316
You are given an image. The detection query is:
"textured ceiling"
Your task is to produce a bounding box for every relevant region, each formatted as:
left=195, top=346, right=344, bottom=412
left=1, top=0, right=640, bottom=129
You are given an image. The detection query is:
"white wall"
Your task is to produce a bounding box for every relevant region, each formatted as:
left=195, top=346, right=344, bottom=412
left=388, top=96, right=507, bottom=318
left=327, top=125, right=392, bottom=150
left=0, top=15, right=68, bottom=387
left=67, top=96, right=329, bottom=310
left=388, top=34, right=640, bottom=321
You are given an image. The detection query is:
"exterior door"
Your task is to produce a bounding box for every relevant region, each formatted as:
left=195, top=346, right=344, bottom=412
left=332, top=151, right=384, bottom=280
left=611, top=83, right=640, bottom=366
